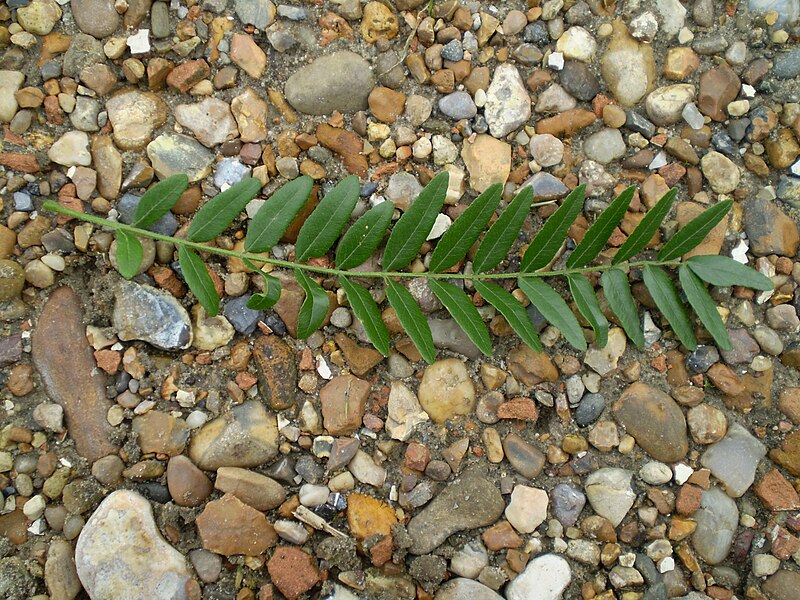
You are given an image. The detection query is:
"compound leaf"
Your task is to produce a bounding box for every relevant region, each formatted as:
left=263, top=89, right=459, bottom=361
left=339, top=276, right=390, bottom=356
left=189, top=177, right=262, bottom=242
left=385, top=279, right=436, bottom=364
left=296, top=175, right=361, bottom=262
left=428, top=279, right=492, bottom=356
left=517, top=276, right=587, bottom=351
left=643, top=265, right=697, bottom=349
left=178, top=245, right=219, bottom=316
left=245, top=175, right=314, bottom=252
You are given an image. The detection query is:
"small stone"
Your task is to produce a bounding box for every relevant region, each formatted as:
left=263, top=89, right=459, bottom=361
left=113, top=281, right=192, bottom=350
left=147, top=133, right=215, bottom=182
left=744, top=197, right=800, bottom=256
left=484, top=64, right=531, bottom=138
left=230, top=33, right=267, bottom=79
left=583, top=128, right=626, bottom=164
left=505, top=554, right=571, bottom=600
left=585, top=468, right=635, bottom=526
left=585, top=328, right=627, bottom=375
left=196, top=494, right=277, bottom=556
left=438, top=91, right=477, bottom=120
left=507, top=344, right=559, bottom=385
left=347, top=493, right=397, bottom=541
left=692, top=486, right=738, bottom=564
left=600, top=20, right=656, bottom=107
left=133, top=411, right=188, bottom=456
left=320, top=374, right=369, bottom=435
left=687, top=404, right=728, bottom=444
left=369, top=86, right=406, bottom=123
left=698, top=65, right=740, bottom=122
left=386, top=381, right=429, bottom=441
left=529, top=134, right=564, bottom=167
left=755, top=469, right=800, bottom=511
left=106, top=90, right=169, bottom=151
left=174, top=98, right=238, bottom=148
left=556, top=26, right=596, bottom=62
left=285, top=51, right=374, bottom=115
left=166, top=456, right=213, bottom=507
left=502, top=432, right=546, bottom=479
left=505, top=485, right=548, bottom=533
left=646, top=84, right=695, bottom=126
left=48, top=131, right=91, bottom=167
left=235, top=0, right=276, bottom=29
left=558, top=61, right=600, bottom=101
left=72, top=0, right=121, bottom=39
left=461, top=134, right=511, bottom=192
left=267, top=547, right=321, bottom=600
left=701, top=423, right=766, bottom=497
left=701, top=151, right=740, bottom=194
left=437, top=579, right=502, bottom=600
left=418, top=359, right=474, bottom=424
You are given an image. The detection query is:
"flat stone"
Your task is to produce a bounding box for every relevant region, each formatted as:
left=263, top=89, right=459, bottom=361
left=285, top=51, right=374, bottom=115
left=267, top=546, right=321, bottom=600
left=520, top=172, right=569, bottom=200
left=235, top=0, right=276, bottom=29
left=196, top=493, right=277, bottom=556
left=701, top=151, right=740, bottom=194
left=484, top=63, right=531, bottom=138
left=755, top=468, right=800, bottom=511
left=551, top=483, right=586, bottom=527
left=558, top=61, right=600, bottom=101
left=763, top=570, right=800, bottom=600
left=76, top=490, right=195, bottom=600
left=701, top=423, right=766, bottom=497
left=215, top=467, right=286, bottom=510
left=417, top=359, right=475, bottom=424
left=231, top=88, right=269, bottom=143
left=113, top=281, right=192, bottom=350
left=461, top=134, right=511, bottom=193
left=438, top=91, right=477, bottom=120
left=147, top=133, right=214, bottom=182
left=502, top=432, right=546, bottom=479
left=253, top=335, right=298, bottom=410
left=407, top=474, right=504, bottom=554
left=529, top=134, right=564, bottom=167
left=505, top=554, right=572, bottom=600
left=585, top=467, right=635, bottom=526
left=91, top=136, right=122, bottom=199
left=320, top=374, right=369, bottom=435
left=17, top=0, right=62, bottom=35
left=698, top=65, right=740, bottom=122
left=385, top=381, right=429, bottom=441
left=505, top=485, right=548, bottom=533
left=45, top=538, right=81, bottom=600
left=174, top=98, right=238, bottom=148
left=744, top=196, right=800, bottom=257
left=71, top=0, right=120, bottom=39
left=347, top=493, right=397, bottom=541
left=0, top=71, right=24, bottom=123
left=106, top=90, right=169, bottom=151
left=646, top=84, right=695, bottom=126
left=507, top=344, right=559, bottom=385
left=613, top=382, right=689, bottom=463
left=230, top=33, right=267, bottom=79
left=189, top=400, right=278, bottom=470
left=583, top=128, right=626, bottom=164
left=48, top=131, right=91, bottom=167
left=692, top=486, right=738, bottom=564
left=31, top=287, right=118, bottom=464
left=436, top=579, right=502, bottom=600
left=166, top=455, right=213, bottom=507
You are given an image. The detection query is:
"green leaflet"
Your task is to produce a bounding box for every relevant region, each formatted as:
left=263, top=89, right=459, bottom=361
left=428, top=279, right=493, bottom=356
left=295, top=269, right=329, bottom=338
left=567, top=273, right=609, bottom=348
left=133, top=174, right=188, bottom=228
left=115, top=230, right=143, bottom=280
left=246, top=273, right=282, bottom=310
left=472, top=186, right=533, bottom=273
left=473, top=280, right=542, bottom=352
left=658, top=200, right=732, bottom=260
left=679, top=266, right=733, bottom=351
left=600, top=268, right=645, bottom=349
left=178, top=246, right=219, bottom=316
left=385, top=279, right=436, bottom=364
left=339, top=276, right=391, bottom=356
left=428, top=183, right=502, bottom=273
left=612, top=188, right=676, bottom=265
left=245, top=175, right=314, bottom=253
left=517, top=276, right=587, bottom=351
left=383, top=171, right=449, bottom=271
left=296, top=175, right=361, bottom=262
left=188, top=177, right=262, bottom=242
left=521, top=184, right=585, bottom=273
left=687, top=255, right=773, bottom=291
left=643, top=266, right=697, bottom=350
left=567, top=185, right=634, bottom=268
left=336, top=201, right=394, bottom=270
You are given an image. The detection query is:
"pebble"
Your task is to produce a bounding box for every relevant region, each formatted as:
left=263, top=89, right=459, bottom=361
left=17, top=0, right=62, bottom=36
left=701, top=423, right=766, bottom=497
left=76, top=490, right=196, bottom=600
left=174, top=98, right=238, bottom=148
left=223, top=295, right=263, bottom=334
left=234, top=0, right=276, bottom=29
left=556, top=26, right=596, bottom=62
left=583, top=128, right=626, bottom=164
left=763, top=570, right=800, bottom=600
left=558, top=61, right=600, bottom=101
left=585, top=467, right=635, bottom=526
left=529, top=134, right=564, bottom=167
left=575, top=393, right=605, bottom=426
left=166, top=456, right=213, bottom=507
left=505, top=485, right=548, bottom=533
left=106, top=90, right=169, bottom=151
left=639, top=461, right=673, bottom=485
left=451, top=540, right=489, bottom=578
left=196, top=493, right=277, bottom=556
left=407, top=475, right=504, bottom=555
left=484, top=64, right=531, bottom=138
left=692, top=486, right=738, bottom=564
left=0, top=70, right=24, bottom=123
left=550, top=483, right=586, bottom=527
left=774, top=48, right=800, bottom=79
left=285, top=51, right=374, bottom=115
left=505, top=554, right=571, bottom=600
left=147, top=134, right=215, bottom=182
left=698, top=65, right=740, bottom=122
left=744, top=197, right=800, bottom=256
left=48, top=131, right=91, bottom=167
left=645, top=84, right=696, bottom=126
left=113, top=281, right=192, bottom=350
left=701, top=151, right=740, bottom=194
left=600, top=21, right=656, bottom=107
left=438, top=91, right=477, bottom=120
left=71, top=0, right=120, bottom=38
left=386, top=381, right=429, bottom=441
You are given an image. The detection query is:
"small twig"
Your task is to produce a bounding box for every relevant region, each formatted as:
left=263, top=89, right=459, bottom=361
left=293, top=505, right=349, bottom=538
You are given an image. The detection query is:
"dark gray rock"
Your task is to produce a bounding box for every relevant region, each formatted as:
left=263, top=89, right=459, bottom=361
left=550, top=483, right=586, bottom=527
left=575, top=393, right=605, bottom=426
left=117, top=193, right=179, bottom=236
left=559, top=60, right=600, bottom=101
left=113, top=281, right=192, bottom=350
left=223, top=295, right=264, bottom=334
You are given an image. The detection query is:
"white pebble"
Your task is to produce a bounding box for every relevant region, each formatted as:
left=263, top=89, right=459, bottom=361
left=298, top=484, right=329, bottom=507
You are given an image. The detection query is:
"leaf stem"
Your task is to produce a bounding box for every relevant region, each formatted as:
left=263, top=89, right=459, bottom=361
left=44, top=201, right=682, bottom=281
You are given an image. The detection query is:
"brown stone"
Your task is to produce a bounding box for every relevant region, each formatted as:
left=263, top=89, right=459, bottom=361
left=347, top=493, right=398, bottom=541
left=166, top=59, right=210, bottom=93
left=697, top=65, right=740, bottom=122
left=132, top=411, right=188, bottom=456
left=252, top=335, right=297, bottom=410
left=214, top=467, right=287, bottom=511
left=368, top=87, right=406, bottom=123
left=663, top=47, right=700, bottom=81
left=771, top=430, right=800, bottom=477
left=335, top=332, right=383, bottom=376
left=166, top=455, right=213, bottom=507
left=0, top=510, right=28, bottom=545
left=707, top=363, right=745, bottom=397
left=778, top=388, right=800, bottom=424
left=0, top=152, right=40, bottom=173
left=230, top=33, right=267, bottom=79
left=745, top=197, right=800, bottom=257
left=31, top=288, right=118, bottom=464
left=507, top=345, right=559, bottom=386
left=534, top=108, right=597, bottom=137
left=763, top=570, right=800, bottom=600
left=316, top=123, right=368, bottom=176
left=80, top=63, right=117, bottom=96
left=196, top=494, right=277, bottom=556
left=675, top=484, right=703, bottom=515
left=320, top=374, right=370, bottom=435
left=497, top=398, right=539, bottom=421
left=755, top=469, right=800, bottom=511
left=231, top=88, right=269, bottom=143
left=482, top=520, right=522, bottom=551
left=7, top=363, right=34, bottom=396
left=765, top=128, right=800, bottom=169
left=147, top=57, right=174, bottom=91
left=266, top=547, right=321, bottom=600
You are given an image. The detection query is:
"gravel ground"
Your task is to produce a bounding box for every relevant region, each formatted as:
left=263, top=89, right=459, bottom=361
left=2, top=1, right=800, bottom=599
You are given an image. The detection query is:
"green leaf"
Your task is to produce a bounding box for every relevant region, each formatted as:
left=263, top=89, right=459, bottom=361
left=385, top=279, right=436, bottom=364
left=472, top=186, right=533, bottom=273
left=428, top=279, right=492, bottom=357
left=336, top=201, right=394, bottom=270
left=679, top=266, right=733, bottom=352
left=246, top=274, right=282, bottom=310
left=658, top=200, right=732, bottom=261
left=188, top=177, right=262, bottom=242
left=428, top=183, right=502, bottom=273
left=383, top=171, right=449, bottom=271
left=296, top=175, right=361, bottom=262
left=473, top=280, right=542, bottom=352
left=245, top=175, right=314, bottom=253
left=643, top=266, right=697, bottom=350
left=600, top=268, right=645, bottom=349
left=521, top=184, right=585, bottom=272
left=567, top=274, right=609, bottom=348
left=115, top=230, right=143, bottom=280
left=339, top=276, right=391, bottom=356
left=178, top=246, right=219, bottom=316
left=687, top=255, right=773, bottom=291
left=567, top=185, right=634, bottom=268
left=133, top=174, right=189, bottom=228
left=517, top=277, right=587, bottom=351
left=295, top=269, right=330, bottom=338
left=612, top=188, right=676, bottom=265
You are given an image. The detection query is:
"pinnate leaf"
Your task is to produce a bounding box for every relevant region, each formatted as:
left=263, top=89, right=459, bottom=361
left=600, top=268, right=645, bottom=349
left=687, top=255, right=773, bottom=291
left=339, top=276, right=391, bottom=356
left=429, top=183, right=502, bottom=273
left=612, top=188, right=676, bottom=265
left=336, top=201, right=394, bottom=270
left=658, top=200, right=732, bottom=260
left=517, top=277, right=587, bottom=351
left=246, top=274, right=282, bottom=310
left=133, top=174, right=189, bottom=228
left=679, top=265, right=733, bottom=351
left=383, top=171, right=449, bottom=271
left=474, top=280, right=542, bottom=352
left=643, top=265, right=697, bottom=349
left=178, top=246, right=219, bottom=316
left=245, top=175, right=314, bottom=252
left=521, top=184, right=585, bottom=272
left=189, top=177, right=262, bottom=242
left=295, top=269, right=329, bottom=338
left=428, top=279, right=492, bottom=356
left=296, top=175, right=361, bottom=262
left=567, top=185, right=634, bottom=268
left=567, top=273, right=609, bottom=347
left=385, top=279, right=436, bottom=364
left=115, top=230, right=143, bottom=279
left=472, top=186, right=533, bottom=273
